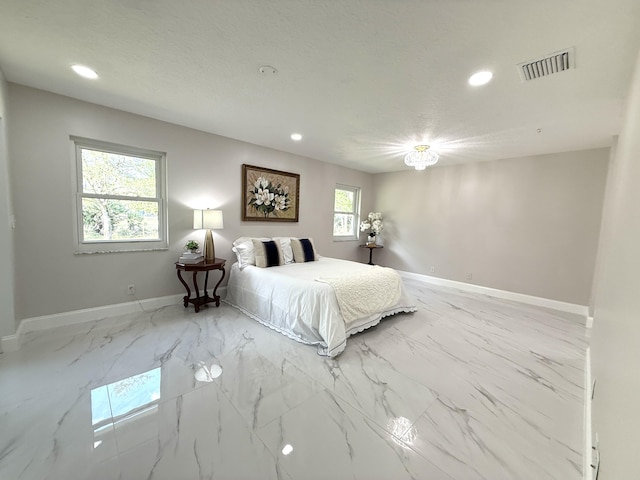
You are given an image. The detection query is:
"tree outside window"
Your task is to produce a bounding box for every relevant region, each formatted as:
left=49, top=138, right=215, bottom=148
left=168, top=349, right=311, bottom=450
left=73, top=137, right=167, bottom=253
left=333, top=185, right=360, bottom=240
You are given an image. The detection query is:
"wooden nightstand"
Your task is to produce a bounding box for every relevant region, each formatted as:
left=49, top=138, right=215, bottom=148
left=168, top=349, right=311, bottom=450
left=175, top=258, right=226, bottom=312
left=360, top=244, right=383, bottom=265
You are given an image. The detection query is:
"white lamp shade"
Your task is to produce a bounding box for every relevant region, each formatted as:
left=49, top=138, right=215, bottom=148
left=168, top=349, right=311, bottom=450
left=193, top=209, right=224, bottom=229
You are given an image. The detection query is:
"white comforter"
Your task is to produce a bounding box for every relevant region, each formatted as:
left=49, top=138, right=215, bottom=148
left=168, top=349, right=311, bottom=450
left=223, top=257, right=417, bottom=357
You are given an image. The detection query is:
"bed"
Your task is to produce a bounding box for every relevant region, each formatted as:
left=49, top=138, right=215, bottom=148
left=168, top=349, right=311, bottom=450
left=223, top=237, right=417, bottom=357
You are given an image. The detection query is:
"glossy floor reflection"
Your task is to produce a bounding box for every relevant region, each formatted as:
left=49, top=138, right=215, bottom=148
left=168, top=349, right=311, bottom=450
left=0, top=279, right=589, bottom=479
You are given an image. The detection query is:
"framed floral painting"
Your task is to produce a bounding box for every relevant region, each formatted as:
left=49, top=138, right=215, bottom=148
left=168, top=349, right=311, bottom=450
left=242, top=164, right=300, bottom=222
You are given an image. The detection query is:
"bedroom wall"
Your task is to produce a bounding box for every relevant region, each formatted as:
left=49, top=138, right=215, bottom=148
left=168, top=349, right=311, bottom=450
left=372, top=149, right=609, bottom=306
left=590, top=48, right=640, bottom=479
left=0, top=68, right=15, bottom=343
left=7, top=84, right=374, bottom=323
left=588, top=138, right=618, bottom=317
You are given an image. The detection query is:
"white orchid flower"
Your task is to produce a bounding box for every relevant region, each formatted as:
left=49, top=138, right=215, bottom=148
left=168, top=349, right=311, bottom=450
left=360, top=221, right=371, bottom=231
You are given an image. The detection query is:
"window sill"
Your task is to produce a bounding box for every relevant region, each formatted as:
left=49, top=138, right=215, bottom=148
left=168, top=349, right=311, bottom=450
left=74, top=247, right=169, bottom=255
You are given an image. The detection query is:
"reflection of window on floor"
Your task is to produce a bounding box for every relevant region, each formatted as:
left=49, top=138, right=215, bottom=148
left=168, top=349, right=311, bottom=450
left=91, top=367, right=161, bottom=449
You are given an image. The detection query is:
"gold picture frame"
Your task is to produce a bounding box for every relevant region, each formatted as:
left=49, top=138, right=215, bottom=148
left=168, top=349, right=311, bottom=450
left=242, top=164, right=300, bottom=222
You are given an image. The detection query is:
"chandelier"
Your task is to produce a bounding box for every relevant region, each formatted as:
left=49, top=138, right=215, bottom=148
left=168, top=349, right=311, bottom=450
left=404, top=145, right=439, bottom=170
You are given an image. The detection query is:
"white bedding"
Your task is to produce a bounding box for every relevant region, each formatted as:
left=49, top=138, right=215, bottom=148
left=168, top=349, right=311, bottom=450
left=316, top=266, right=402, bottom=323
left=223, top=257, right=417, bottom=357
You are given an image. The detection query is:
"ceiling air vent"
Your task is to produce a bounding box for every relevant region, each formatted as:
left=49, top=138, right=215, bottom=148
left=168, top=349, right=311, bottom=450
left=518, top=47, right=575, bottom=81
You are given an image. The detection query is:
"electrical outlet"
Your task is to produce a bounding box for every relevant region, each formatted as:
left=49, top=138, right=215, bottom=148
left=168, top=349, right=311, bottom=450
left=127, top=284, right=135, bottom=295
left=466, top=273, right=473, bottom=280
left=430, top=266, right=435, bottom=273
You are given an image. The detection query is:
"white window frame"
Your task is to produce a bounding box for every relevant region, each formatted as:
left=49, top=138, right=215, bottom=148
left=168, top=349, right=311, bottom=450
left=333, top=184, right=360, bottom=242
left=71, top=136, right=168, bottom=254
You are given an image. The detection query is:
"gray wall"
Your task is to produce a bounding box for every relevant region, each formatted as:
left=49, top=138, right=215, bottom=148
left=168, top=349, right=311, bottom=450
left=372, top=149, right=609, bottom=306
left=7, top=84, right=374, bottom=323
left=591, top=49, right=640, bottom=478
left=0, top=68, right=15, bottom=341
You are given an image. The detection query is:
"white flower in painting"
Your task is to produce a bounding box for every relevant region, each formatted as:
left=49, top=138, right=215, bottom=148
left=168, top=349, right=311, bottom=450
left=274, top=194, right=286, bottom=210
left=254, top=177, right=269, bottom=189
left=248, top=175, right=290, bottom=217
left=255, top=188, right=274, bottom=206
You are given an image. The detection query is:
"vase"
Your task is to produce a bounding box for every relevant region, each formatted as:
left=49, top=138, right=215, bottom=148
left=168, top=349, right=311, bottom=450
left=367, top=235, right=376, bottom=245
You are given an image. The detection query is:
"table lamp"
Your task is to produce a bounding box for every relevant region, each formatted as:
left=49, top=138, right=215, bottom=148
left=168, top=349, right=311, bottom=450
left=193, top=209, right=224, bottom=262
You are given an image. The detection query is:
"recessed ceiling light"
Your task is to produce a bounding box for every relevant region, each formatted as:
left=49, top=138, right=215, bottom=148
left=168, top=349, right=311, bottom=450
left=290, top=133, right=302, bottom=141
left=468, top=71, right=493, bottom=86
left=71, top=64, right=99, bottom=79
left=258, top=65, right=278, bottom=75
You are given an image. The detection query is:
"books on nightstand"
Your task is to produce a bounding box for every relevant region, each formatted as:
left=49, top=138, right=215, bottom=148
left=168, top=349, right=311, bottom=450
left=179, top=256, right=204, bottom=264
left=179, top=252, right=204, bottom=264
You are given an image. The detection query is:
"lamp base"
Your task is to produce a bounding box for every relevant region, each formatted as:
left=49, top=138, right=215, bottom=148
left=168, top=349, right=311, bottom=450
left=203, top=229, right=215, bottom=262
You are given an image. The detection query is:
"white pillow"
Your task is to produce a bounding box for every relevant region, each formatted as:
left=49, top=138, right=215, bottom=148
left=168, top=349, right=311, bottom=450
left=272, top=237, right=294, bottom=264
left=232, top=236, right=268, bottom=247
left=231, top=237, right=270, bottom=269
left=231, top=241, right=254, bottom=269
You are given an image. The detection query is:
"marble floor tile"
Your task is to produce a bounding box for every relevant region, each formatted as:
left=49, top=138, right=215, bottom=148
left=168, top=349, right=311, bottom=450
left=255, top=389, right=455, bottom=480
left=407, top=395, right=581, bottom=480
left=465, top=348, right=584, bottom=457
left=1, top=386, right=119, bottom=480
left=214, top=342, right=325, bottom=429
left=0, top=279, right=588, bottom=479
left=277, top=336, right=440, bottom=435
left=111, top=385, right=289, bottom=480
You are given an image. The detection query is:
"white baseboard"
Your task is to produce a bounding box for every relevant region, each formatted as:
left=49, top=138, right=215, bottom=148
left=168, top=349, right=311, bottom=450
left=1, top=288, right=227, bottom=353
left=3, top=276, right=583, bottom=352
left=398, top=270, right=589, bottom=317
left=1, top=333, right=19, bottom=352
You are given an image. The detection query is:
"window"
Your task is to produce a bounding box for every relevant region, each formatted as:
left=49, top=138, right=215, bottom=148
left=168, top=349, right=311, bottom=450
left=333, top=184, right=360, bottom=241
left=72, top=137, right=167, bottom=253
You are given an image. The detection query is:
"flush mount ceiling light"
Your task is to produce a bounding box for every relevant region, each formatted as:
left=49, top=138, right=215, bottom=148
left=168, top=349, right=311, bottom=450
left=468, top=70, right=493, bottom=86
left=290, top=133, right=302, bottom=141
left=71, top=64, right=98, bottom=79
left=404, top=145, right=439, bottom=170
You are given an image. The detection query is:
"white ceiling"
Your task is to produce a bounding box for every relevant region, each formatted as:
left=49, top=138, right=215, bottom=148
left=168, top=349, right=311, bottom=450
left=2, top=0, right=640, bottom=173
